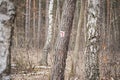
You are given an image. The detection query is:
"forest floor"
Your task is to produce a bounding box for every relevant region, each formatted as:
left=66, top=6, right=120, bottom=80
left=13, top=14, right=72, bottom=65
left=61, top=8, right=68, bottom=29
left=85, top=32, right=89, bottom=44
left=11, top=48, right=73, bottom=80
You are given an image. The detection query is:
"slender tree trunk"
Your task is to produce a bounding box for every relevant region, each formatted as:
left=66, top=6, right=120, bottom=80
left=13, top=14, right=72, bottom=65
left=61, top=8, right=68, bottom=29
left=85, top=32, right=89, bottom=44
left=25, top=0, right=29, bottom=42
left=40, top=0, right=54, bottom=66
left=33, top=0, right=36, bottom=48
left=37, top=0, right=42, bottom=48
left=85, top=0, right=100, bottom=80
left=39, top=0, right=49, bottom=66
left=25, top=0, right=31, bottom=44
left=51, top=0, right=76, bottom=80
left=0, top=0, right=15, bottom=79
left=57, top=0, right=62, bottom=28
left=28, top=0, right=31, bottom=45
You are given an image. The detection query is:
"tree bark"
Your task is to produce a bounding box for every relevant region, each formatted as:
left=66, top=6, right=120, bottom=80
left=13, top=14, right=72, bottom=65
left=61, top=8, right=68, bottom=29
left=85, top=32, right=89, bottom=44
left=85, top=0, right=100, bottom=80
left=52, top=0, right=63, bottom=50
left=40, top=0, right=54, bottom=66
left=51, top=0, right=76, bottom=80
left=0, top=0, right=15, bottom=79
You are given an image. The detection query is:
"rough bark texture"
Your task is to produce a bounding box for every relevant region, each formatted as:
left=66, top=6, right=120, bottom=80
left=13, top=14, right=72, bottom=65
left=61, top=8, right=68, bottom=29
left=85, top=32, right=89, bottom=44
left=51, top=0, right=76, bottom=80
left=0, top=0, right=15, bottom=79
left=85, top=0, right=100, bottom=80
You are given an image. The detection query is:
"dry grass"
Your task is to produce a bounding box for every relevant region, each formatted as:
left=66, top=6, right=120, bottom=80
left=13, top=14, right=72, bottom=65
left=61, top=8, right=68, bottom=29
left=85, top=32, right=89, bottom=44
left=11, top=48, right=73, bottom=80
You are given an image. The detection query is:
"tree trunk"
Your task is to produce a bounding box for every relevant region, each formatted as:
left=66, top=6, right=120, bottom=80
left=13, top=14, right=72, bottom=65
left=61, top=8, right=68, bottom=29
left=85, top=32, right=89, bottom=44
left=37, top=0, right=42, bottom=48
left=25, top=0, right=31, bottom=44
left=33, top=0, right=36, bottom=48
left=52, top=0, right=62, bottom=51
left=0, top=0, right=15, bottom=79
left=56, top=0, right=62, bottom=28
left=51, top=0, right=76, bottom=80
left=40, top=0, right=54, bottom=66
left=25, top=0, right=29, bottom=42
left=85, top=0, right=100, bottom=80
left=68, top=0, right=80, bottom=51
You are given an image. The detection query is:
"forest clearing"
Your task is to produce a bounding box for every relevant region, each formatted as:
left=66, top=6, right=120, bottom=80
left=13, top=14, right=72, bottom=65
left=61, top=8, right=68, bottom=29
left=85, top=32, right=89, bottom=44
left=0, top=0, right=120, bottom=80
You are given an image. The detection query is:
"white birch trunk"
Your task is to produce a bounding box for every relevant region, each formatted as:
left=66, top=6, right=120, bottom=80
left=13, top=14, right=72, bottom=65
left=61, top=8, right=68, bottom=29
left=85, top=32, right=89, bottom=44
left=85, top=0, right=100, bottom=80
left=46, top=0, right=54, bottom=48
left=0, top=0, right=15, bottom=79
left=40, top=0, right=54, bottom=65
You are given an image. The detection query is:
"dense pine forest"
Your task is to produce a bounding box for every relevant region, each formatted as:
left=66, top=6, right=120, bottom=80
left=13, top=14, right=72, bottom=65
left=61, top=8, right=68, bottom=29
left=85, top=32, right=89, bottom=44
left=0, top=0, right=120, bottom=80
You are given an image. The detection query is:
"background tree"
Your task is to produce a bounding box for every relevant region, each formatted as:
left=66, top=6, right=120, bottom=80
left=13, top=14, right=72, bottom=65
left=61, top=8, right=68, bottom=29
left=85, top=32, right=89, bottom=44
left=40, top=0, right=54, bottom=66
left=25, top=0, right=31, bottom=44
left=99, top=0, right=120, bottom=80
left=37, top=0, right=42, bottom=48
left=33, top=0, right=37, bottom=48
